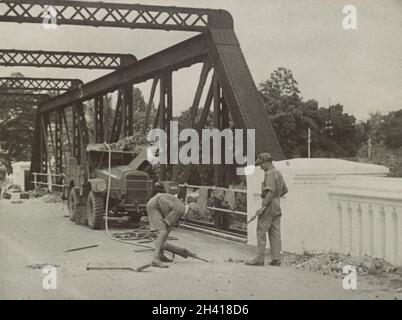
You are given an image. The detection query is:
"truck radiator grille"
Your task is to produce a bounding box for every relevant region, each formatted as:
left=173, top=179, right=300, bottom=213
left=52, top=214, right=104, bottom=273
left=125, top=175, right=152, bottom=203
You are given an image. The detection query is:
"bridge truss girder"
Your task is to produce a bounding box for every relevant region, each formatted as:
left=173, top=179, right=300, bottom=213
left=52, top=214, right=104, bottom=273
left=0, top=49, right=136, bottom=70
left=35, top=31, right=284, bottom=185
left=0, top=0, right=233, bottom=32
left=0, top=50, right=136, bottom=175
left=0, top=0, right=283, bottom=187
left=0, top=91, right=49, bottom=106
left=0, top=77, right=83, bottom=92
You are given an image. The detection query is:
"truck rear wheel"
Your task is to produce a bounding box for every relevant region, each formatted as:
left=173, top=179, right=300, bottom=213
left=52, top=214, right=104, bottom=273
left=87, top=191, right=104, bottom=230
left=68, top=188, right=79, bottom=222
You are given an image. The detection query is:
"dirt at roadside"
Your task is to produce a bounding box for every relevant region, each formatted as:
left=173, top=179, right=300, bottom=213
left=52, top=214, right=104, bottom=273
left=282, top=251, right=402, bottom=294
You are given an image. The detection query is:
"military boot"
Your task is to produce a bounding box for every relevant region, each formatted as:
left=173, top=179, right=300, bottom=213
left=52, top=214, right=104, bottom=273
left=245, top=258, right=264, bottom=266
left=245, top=242, right=265, bottom=266
left=269, top=259, right=281, bottom=266
left=159, top=253, right=173, bottom=263
left=151, top=260, right=169, bottom=268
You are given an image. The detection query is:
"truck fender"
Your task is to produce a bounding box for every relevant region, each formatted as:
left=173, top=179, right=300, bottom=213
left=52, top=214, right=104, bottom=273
left=88, top=178, right=107, bottom=193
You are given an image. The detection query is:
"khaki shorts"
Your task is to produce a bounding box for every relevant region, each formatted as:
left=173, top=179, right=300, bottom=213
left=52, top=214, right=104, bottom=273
left=147, top=206, right=169, bottom=232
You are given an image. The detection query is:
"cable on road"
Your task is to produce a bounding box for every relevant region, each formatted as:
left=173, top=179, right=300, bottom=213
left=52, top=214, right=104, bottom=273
left=103, top=142, right=152, bottom=249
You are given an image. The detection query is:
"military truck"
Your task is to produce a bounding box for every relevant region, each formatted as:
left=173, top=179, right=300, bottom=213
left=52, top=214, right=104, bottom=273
left=65, top=143, right=154, bottom=229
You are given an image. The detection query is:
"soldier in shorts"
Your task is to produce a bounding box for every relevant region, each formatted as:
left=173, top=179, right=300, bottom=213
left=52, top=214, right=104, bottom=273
left=147, top=193, right=200, bottom=267
left=246, top=153, right=288, bottom=266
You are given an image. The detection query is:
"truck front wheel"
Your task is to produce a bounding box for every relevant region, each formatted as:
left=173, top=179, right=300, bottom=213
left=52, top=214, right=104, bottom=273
left=68, top=188, right=79, bottom=222
left=87, top=191, right=104, bottom=230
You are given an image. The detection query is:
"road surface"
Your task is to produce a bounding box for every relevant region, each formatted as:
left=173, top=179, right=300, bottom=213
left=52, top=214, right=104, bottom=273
left=0, top=198, right=400, bottom=300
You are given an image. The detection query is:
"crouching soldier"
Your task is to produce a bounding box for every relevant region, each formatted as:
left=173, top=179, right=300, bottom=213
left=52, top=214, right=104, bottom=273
left=146, top=193, right=200, bottom=267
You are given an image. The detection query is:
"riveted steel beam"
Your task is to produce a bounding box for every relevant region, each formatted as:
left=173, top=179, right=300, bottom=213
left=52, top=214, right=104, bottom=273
left=0, top=91, right=49, bottom=106
left=0, top=77, right=82, bottom=92
left=0, top=49, right=136, bottom=69
left=0, top=0, right=233, bottom=32
left=38, top=33, right=209, bottom=114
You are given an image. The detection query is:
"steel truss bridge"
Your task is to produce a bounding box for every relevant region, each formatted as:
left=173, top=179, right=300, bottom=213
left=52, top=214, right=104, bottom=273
left=0, top=0, right=283, bottom=188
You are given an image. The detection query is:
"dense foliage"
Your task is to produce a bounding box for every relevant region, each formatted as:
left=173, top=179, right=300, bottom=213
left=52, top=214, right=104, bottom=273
left=259, top=67, right=366, bottom=158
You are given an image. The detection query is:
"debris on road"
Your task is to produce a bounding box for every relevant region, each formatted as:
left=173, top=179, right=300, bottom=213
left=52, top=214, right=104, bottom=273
left=1, top=184, right=29, bottom=202
left=41, top=193, right=64, bottom=203
left=135, top=248, right=154, bottom=253
left=281, top=252, right=402, bottom=294
left=225, top=258, right=245, bottom=263
left=29, top=187, right=48, bottom=198
left=65, top=244, right=99, bottom=253
left=283, top=251, right=400, bottom=278
left=26, top=263, right=59, bottom=270
left=29, top=189, right=64, bottom=203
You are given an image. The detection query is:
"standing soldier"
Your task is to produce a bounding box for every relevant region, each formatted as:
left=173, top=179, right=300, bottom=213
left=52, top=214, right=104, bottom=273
left=246, top=153, right=288, bottom=266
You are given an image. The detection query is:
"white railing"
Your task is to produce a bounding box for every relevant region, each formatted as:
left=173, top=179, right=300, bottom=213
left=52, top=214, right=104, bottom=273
left=178, top=183, right=248, bottom=236
left=328, top=176, right=402, bottom=265
left=32, top=172, right=65, bottom=192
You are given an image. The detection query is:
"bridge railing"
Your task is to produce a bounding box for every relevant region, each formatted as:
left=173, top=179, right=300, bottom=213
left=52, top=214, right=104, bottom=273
left=328, top=176, right=402, bottom=265
left=178, top=183, right=247, bottom=238
left=32, top=172, right=65, bottom=192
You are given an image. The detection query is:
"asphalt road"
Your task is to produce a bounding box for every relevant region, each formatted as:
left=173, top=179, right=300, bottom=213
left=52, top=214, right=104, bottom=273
left=0, top=198, right=399, bottom=300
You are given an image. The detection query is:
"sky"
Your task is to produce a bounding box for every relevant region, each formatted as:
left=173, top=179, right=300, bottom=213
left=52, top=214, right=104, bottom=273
left=0, top=0, right=401, bottom=120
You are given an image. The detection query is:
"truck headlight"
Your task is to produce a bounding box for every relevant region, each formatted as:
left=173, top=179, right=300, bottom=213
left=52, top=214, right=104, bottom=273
left=95, top=180, right=107, bottom=192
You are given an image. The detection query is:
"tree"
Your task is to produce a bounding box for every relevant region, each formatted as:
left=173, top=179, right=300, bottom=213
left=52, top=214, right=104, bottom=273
left=260, top=67, right=300, bottom=97
left=319, top=104, right=361, bottom=157
left=0, top=155, right=10, bottom=180
left=133, top=87, right=146, bottom=112
left=132, top=87, right=156, bottom=135
left=382, top=110, right=402, bottom=149
left=363, top=110, right=402, bottom=150
left=260, top=67, right=302, bottom=116
left=176, top=107, right=214, bottom=131
left=0, top=72, right=40, bottom=162
left=0, top=109, right=36, bottom=161
left=259, top=67, right=364, bottom=158
left=365, top=111, right=385, bottom=144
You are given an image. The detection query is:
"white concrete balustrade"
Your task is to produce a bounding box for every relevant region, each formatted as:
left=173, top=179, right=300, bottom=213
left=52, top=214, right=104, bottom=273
left=328, top=176, right=402, bottom=265
left=246, top=158, right=402, bottom=266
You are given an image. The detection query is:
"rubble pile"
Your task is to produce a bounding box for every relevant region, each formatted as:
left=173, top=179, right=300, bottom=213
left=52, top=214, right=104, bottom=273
left=283, top=251, right=399, bottom=278
left=40, top=192, right=64, bottom=203
left=29, top=187, right=49, bottom=198
left=29, top=188, right=64, bottom=203
left=106, top=134, right=148, bottom=151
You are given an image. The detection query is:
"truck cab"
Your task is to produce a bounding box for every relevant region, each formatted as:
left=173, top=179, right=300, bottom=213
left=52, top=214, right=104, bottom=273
left=66, top=143, right=153, bottom=229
